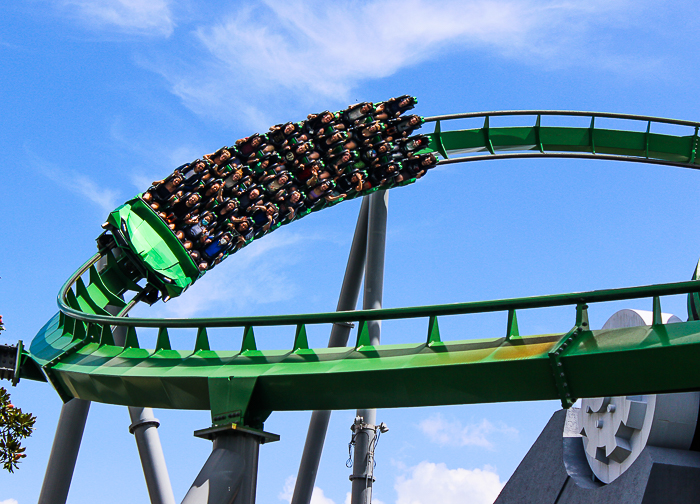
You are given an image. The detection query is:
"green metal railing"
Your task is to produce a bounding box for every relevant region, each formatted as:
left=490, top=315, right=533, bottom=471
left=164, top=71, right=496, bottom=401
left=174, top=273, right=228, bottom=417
left=23, top=110, right=700, bottom=429
left=425, top=110, right=700, bottom=169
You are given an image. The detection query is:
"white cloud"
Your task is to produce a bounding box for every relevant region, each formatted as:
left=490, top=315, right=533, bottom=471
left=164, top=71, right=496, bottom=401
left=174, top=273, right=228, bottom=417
left=152, top=0, right=638, bottom=125
left=418, top=414, right=517, bottom=449
left=279, top=475, right=336, bottom=504
left=107, top=116, right=206, bottom=193
left=395, top=461, right=503, bottom=504
left=342, top=492, right=385, bottom=504
left=154, top=230, right=306, bottom=318
left=60, top=0, right=175, bottom=36
left=69, top=173, right=121, bottom=214
left=1, top=499, right=19, bottom=504
left=36, top=159, right=121, bottom=215
left=193, top=0, right=547, bottom=98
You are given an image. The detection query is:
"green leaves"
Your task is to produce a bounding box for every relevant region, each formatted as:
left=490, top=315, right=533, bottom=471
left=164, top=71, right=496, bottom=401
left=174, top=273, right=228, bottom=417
left=0, top=387, right=36, bottom=473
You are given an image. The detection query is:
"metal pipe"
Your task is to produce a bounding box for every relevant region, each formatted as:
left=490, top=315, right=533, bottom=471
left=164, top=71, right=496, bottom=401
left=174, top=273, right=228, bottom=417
left=291, top=197, right=371, bottom=504
left=38, top=399, right=91, bottom=504
left=352, top=190, right=389, bottom=504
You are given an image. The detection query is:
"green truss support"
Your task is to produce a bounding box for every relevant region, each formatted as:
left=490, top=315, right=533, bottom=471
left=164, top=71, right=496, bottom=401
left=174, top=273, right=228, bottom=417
left=356, top=320, right=371, bottom=348
left=506, top=309, right=520, bottom=341
left=653, top=296, right=663, bottom=326
left=156, top=327, right=171, bottom=351
left=99, top=324, right=115, bottom=346
left=293, top=324, right=309, bottom=351
left=241, top=326, right=257, bottom=352
left=426, top=316, right=441, bottom=346
left=195, top=327, right=210, bottom=352
left=124, top=326, right=140, bottom=349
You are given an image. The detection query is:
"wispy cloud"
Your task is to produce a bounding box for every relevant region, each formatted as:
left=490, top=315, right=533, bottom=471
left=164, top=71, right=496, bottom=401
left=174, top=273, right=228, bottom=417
left=152, top=230, right=306, bottom=318
left=60, top=0, right=175, bottom=36
left=1, top=499, right=19, bottom=504
left=36, top=159, right=121, bottom=214
left=151, top=0, right=639, bottom=125
left=342, top=492, right=383, bottom=504
left=0, top=39, right=24, bottom=50
left=418, top=414, right=517, bottom=449
left=279, top=475, right=336, bottom=504
left=107, top=115, right=205, bottom=193
left=395, top=461, right=503, bottom=504
left=193, top=0, right=549, bottom=98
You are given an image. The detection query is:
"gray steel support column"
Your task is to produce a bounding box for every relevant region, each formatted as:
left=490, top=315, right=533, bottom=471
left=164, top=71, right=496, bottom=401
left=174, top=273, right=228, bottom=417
left=181, top=431, right=264, bottom=504
left=113, top=319, right=175, bottom=504
left=291, top=197, right=371, bottom=504
left=37, top=260, right=119, bottom=504
left=38, top=398, right=91, bottom=504
left=362, top=190, right=388, bottom=344
left=129, top=407, right=176, bottom=504
left=352, top=190, right=389, bottom=504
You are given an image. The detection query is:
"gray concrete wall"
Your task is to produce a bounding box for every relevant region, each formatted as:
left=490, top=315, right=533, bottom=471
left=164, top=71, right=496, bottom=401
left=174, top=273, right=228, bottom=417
left=495, top=410, right=700, bottom=504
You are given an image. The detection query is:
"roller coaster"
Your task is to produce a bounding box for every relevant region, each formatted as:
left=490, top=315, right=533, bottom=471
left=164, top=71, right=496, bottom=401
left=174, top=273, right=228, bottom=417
left=4, top=104, right=700, bottom=504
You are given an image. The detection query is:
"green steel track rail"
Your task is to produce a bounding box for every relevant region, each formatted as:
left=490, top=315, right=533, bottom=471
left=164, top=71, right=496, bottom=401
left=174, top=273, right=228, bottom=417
left=425, top=110, right=700, bottom=170
left=23, top=110, right=700, bottom=429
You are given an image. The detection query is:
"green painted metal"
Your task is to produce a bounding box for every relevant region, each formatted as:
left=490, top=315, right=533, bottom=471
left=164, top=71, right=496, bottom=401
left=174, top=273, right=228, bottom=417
left=57, top=275, right=700, bottom=329
left=506, top=309, right=519, bottom=341
left=156, top=327, right=171, bottom=351
left=426, top=316, right=441, bottom=346
left=241, top=326, right=257, bottom=352
left=424, top=110, right=700, bottom=170
left=355, top=320, right=372, bottom=348
left=36, top=321, right=700, bottom=417
left=195, top=327, right=210, bottom=352
left=106, top=198, right=200, bottom=298
left=547, top=304, right=590, bottom=408
left=33, top=267, right=700, bottom=419
left=21, top=110, right=700, bottom=430
left=431, top=120, right=449, bottom=159
left=653, top=297, right=663, bottom=326
left=293, top=325, right=310, bottom=351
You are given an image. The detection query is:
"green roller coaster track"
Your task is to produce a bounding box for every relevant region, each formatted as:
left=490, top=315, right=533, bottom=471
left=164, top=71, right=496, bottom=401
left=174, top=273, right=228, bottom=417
left=16, top=110, right=700, bottom=431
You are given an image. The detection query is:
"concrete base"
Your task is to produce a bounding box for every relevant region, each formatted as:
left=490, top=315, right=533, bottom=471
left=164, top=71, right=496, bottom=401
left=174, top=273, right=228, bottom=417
left=495, top=410, right=700, bottom=504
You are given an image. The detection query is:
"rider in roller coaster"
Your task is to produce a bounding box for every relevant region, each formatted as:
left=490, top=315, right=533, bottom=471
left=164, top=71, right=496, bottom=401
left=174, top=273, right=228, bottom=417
left=139, top=95, right=437, bottom=272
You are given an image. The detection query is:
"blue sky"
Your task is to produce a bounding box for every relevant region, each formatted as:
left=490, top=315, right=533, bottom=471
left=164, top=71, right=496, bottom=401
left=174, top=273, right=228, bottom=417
left=3, top=1, right=700, bottom=503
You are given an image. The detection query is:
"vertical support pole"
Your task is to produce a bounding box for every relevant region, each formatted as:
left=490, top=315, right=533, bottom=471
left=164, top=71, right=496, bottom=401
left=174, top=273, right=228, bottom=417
left=181, top=433, right=257, bottom=504
left=362, top=190, right=388, bottom=344
left=182, top=426, right=279, bottom=504
left=113, top=318, right=175, bottom=504
left=37, top=258, right=127, bottom=504
left=352, top=190, right=389, bottom=504
left=129, top=408, right=176, bottom=504
left=292, top=197, right=371, bottom=504
left=38, top=399, right=91, bottom=504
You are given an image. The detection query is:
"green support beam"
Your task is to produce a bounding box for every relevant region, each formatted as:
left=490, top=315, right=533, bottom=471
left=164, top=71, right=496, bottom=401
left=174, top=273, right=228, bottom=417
left=22, top=109, right=700, bottom=430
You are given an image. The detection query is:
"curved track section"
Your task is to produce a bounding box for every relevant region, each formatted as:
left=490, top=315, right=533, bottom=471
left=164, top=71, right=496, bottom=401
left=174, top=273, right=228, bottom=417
left=23, top=110, right=700, bottom=429
left=426, top=110, right=700, bottom=169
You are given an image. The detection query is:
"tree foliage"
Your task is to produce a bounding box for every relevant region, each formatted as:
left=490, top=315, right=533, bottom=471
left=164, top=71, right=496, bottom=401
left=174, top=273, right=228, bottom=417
left=0, top=387, right=36, bottom=473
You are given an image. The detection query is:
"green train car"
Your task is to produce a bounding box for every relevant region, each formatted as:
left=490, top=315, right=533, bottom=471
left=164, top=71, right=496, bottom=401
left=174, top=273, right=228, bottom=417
left=102, top=197, right=202, bottom=299
left=95, top=97, right=430, bottom=302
